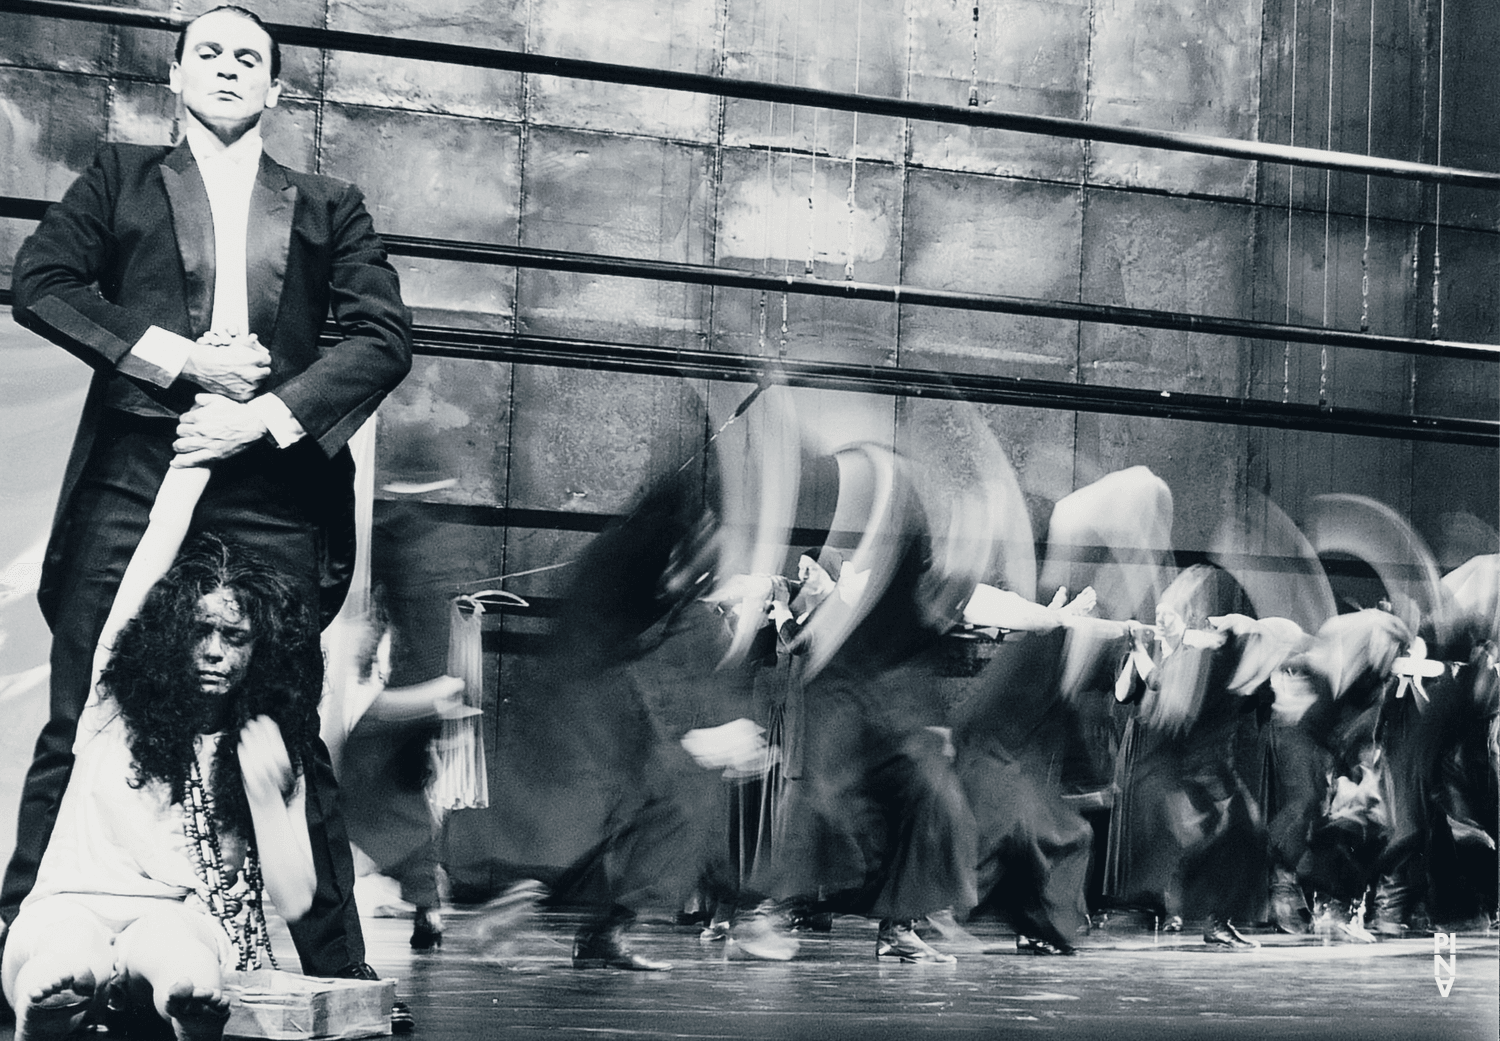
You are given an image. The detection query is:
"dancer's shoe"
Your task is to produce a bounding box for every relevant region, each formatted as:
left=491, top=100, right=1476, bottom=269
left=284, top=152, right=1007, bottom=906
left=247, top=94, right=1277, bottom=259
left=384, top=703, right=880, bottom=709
left=472, top=879, right=548, bottom=965
left=727, top=905, right=799, bottom=961
left=1203, top=918, right=1260, bottom=949
left=410, top=907, right=443, bottom=950
left=1312, top=899, right=1375, bottom=944
left=572, top=925, right=672, bottom=971
left=876, top=919, right=957, bottom=963
left=1014, top=934, right=1077, bottom=956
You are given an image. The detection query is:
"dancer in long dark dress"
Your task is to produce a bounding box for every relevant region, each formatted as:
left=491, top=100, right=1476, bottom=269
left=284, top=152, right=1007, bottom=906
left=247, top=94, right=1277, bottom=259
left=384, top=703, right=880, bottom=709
left=1108, top=565, right=1267, bottom=948
left=953, top=623, right=1105, bottom=955
left=542, top=477, right=770, bottom=969
left=754, top=446, right=977, bottom=963
left=1268, top=609, right=1408, bottom=940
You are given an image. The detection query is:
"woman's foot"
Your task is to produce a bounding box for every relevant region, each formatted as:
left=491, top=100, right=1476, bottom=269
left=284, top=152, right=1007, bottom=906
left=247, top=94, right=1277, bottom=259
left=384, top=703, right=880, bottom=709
left=19, top=968, right=95, bottom=1040
left=410, top=907, right=443, bottom=951
left=164, top=979, right=231, bottom=1041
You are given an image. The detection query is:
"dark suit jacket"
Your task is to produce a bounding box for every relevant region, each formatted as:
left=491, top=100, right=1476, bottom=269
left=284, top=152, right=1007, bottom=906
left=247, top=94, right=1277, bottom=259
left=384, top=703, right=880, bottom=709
left=11, top=140, right=413, bottom=619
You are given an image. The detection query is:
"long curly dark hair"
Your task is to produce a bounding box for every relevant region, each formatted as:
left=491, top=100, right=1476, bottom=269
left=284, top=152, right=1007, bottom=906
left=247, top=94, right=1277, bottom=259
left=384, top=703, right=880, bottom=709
left=100, top=533, right=323, bottom=840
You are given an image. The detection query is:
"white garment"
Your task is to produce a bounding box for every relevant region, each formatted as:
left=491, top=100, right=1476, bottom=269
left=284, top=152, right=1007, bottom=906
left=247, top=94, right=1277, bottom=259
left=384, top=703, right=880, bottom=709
left=126, top=115, right=261, bottom=383
left=185, top=115, right=261, bottom=337
left=28, top=703, right=244, bottom=915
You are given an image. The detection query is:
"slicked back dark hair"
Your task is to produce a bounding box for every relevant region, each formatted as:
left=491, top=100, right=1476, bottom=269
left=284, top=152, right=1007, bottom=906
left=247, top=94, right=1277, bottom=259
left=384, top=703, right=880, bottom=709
left=100, top=533, right=321, bottom=839
left=175, top=4, right=281, bottom=82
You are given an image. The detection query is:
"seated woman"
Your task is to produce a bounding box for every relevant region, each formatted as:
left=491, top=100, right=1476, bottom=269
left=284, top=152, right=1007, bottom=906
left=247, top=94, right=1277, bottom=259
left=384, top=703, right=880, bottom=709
left=2, top=535, right=320, bottom=1041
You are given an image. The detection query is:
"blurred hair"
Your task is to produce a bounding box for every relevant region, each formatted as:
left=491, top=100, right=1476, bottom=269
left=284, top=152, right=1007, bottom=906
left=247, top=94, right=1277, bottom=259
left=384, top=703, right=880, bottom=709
left=1158, top=563, right=1243, bottom=631
left=101, top=533, right=321, bottom=839
left=175, top=4, right=282, bottom=81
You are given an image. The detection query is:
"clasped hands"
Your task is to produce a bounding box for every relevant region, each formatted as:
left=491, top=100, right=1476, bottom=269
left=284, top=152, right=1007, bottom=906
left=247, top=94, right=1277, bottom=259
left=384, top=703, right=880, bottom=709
left=173, top=330, right=273, bottom=467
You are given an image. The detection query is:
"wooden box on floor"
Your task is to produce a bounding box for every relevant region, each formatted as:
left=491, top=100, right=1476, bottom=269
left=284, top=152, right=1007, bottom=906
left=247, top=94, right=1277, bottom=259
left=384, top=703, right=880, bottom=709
left=224, top=970, right=395, bottom=1040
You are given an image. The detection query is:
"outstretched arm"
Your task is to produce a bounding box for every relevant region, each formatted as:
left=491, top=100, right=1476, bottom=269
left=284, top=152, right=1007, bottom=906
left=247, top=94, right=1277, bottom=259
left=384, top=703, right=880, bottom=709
left=238, top=716, right=316, bottom=922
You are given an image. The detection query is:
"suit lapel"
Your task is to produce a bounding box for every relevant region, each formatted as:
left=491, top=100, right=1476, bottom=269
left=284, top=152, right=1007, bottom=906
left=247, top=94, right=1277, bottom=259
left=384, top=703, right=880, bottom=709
left=159, top=143, right=215, bottom=338
left=247, top=154, right=295, bottom=344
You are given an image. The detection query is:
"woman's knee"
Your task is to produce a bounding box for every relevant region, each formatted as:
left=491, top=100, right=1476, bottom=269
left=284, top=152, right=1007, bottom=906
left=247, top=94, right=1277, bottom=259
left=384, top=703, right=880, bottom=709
left=115, top=906, right=226, bottom=983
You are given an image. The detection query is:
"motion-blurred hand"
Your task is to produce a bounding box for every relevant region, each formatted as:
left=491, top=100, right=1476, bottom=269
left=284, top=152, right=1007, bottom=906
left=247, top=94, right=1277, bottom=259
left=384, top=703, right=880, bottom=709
left=239, top=715, right=296, bottom=805
left=681, top=717, right=775, bottom=778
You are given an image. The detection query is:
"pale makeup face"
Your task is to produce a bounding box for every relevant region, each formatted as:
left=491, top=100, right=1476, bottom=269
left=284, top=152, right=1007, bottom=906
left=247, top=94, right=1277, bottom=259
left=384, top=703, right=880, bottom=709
left=169, top=9, right=281, bottom=143
left=797, top=555, right=835, bottom=599
left=192, top=587, right=255, bottom=698
left=1156, top=604, right=1187, bottom=649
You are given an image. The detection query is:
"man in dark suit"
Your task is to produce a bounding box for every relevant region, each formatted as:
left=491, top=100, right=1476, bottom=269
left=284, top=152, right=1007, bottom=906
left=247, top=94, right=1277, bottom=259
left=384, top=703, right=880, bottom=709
left=5, top=4, right=411, bottom=981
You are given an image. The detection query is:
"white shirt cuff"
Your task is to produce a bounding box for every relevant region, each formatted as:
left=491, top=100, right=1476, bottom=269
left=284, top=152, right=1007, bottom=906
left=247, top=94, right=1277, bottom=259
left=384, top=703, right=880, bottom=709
left=245, top=394, right=307, bottom=448
left=119, top=326, right=194, bottom=387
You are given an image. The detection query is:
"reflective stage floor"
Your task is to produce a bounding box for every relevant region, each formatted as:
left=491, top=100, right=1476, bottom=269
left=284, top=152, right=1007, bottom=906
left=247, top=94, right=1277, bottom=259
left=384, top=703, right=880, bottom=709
left=2, top=908, right=1493, bottom=1040
left=359, top=909, right=1496, bottom=1041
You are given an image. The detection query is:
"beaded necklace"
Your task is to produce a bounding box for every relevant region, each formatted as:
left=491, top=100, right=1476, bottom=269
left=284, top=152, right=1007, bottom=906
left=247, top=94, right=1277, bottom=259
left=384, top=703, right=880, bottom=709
left=183, top=755, right=279, bottom=970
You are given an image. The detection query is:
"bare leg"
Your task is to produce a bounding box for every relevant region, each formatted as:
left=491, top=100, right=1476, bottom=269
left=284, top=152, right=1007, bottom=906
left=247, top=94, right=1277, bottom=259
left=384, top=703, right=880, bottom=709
left=114, top=905, right=231, bottom=1041
left=3, top=898, right=114, bottom=1041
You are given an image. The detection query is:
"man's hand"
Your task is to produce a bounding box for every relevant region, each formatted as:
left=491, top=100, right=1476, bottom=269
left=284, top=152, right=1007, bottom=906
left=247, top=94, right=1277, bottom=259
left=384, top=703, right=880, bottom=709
left=172, top=393, right=269, bottom=467
left=239, top=715, right=297, bottom=806
left=181, top=331, right=271, bottom=402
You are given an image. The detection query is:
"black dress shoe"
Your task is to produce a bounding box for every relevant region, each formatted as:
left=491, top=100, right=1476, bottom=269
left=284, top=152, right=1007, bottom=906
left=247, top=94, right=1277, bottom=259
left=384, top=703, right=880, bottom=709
left=788, top=910, right=834, bottom=934
left=335, top=962, right=381, bottom=980
left=1015, top=934, right=1077, bottom=956
left=572, top=926, right=672, bottom=971
left=1203, top=919, right=1260, bottom=949
left=410, top=908, right=443, bottom=951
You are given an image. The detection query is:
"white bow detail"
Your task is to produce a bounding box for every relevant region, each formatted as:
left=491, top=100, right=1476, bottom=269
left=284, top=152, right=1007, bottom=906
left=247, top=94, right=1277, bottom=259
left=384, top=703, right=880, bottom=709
left=1392, top=636, right=1445, bottom=702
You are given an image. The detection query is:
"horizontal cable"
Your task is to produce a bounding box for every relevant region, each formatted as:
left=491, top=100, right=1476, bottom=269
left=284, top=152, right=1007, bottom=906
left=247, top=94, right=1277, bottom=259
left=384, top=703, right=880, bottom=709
left=405, top=325, right=1497, bottom=447
left=3, top=0, right=1498, bottom=190
left=0, top=286, right=1490, bottom=444
left=383, top=234, right=1500, bottom=364
left=0, top=198, right=49, bottom=221
left=7, top=199, right=1491, bottom=361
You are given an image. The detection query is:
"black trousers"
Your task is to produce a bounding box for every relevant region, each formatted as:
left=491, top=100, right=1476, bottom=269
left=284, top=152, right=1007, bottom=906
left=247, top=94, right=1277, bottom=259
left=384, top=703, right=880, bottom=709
left=2, top=411, right=363, bottom=975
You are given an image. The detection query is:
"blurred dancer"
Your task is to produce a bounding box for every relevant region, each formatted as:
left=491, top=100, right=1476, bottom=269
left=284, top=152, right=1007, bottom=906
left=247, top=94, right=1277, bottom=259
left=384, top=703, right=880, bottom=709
left=1111, top=565, right=1266, bottom=948
left=493, top=471, right=781, bottom=969
left=339, top=434, right=473, bottom=951
left=340, top=619, right=470, bottom=951
left=952, top=589, right=1110, bottom=956
left=1366, top=557, right=1499, bottom=935
left=754, top=445, right=977, bottom=963
left=1271, top=609, right=1411, bottom=940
